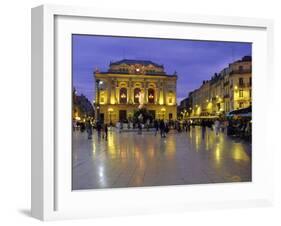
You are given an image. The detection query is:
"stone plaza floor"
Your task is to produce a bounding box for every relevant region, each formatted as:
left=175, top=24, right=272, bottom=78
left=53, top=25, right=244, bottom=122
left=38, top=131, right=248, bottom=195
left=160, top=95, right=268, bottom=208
left=72, top=126, right=252, bottom=190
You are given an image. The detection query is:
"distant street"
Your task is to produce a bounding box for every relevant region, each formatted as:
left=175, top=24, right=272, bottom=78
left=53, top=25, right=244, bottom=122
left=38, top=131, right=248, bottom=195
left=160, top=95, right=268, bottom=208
left=72, top=127, right=251, bottom=190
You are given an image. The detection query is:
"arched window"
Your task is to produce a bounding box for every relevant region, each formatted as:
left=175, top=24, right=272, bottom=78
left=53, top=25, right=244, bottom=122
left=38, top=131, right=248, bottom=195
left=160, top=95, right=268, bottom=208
left=119, top=88, right=127, bottom=104
left=148, top=88, right=155, bottom=104
left=134, top=88, right=141, bottom=103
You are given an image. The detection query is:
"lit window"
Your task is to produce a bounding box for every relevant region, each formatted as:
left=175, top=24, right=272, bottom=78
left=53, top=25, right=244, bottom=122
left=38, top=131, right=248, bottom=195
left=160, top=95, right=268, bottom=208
left=148, top=88, right=155, bottom=103
left=239, top=89, right=243, bottom=97
left=119, top=88, right=127, bottom=104
left=239, top=77, right=244, bottom=85
left=134, top=88, right=141, bottom=103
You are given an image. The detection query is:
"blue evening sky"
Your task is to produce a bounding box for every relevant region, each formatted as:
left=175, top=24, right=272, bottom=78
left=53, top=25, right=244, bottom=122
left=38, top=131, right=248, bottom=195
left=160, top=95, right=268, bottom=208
left=72, top=35, right=251, bottom=104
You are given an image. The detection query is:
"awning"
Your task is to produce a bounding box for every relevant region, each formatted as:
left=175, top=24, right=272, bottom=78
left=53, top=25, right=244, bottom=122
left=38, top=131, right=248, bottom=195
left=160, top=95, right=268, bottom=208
left=227, top=106, right=252, bottom=117
left=188, top=115, right=219, bottom=119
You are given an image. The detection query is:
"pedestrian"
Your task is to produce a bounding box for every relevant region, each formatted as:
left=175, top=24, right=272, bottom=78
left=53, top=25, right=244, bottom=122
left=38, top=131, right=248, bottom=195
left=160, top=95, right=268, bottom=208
left=154, top=119, right=159, bottom=136
left=104, top=123, right=108, bottom=140
left=187, top=120, right=191, bottom=131
left=214, top=119, right=220, bottom=136
left=96, top=121, right=102, bottom=138
left=138, top=121, right=142, bottom=134
left=183, top=120, right=187, bottom=132
left=80, top=122, right=86, bottom=133
left=164, top=122, right=169, bottom=137
left=86, top=121, right=92, bottom=140
left=201, top=119, right=206, bottom=139
left=159, top=119, right=165, bottom=138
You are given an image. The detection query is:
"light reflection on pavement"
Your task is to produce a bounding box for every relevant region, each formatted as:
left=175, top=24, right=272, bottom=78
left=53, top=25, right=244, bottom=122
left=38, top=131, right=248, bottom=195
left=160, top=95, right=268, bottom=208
left=72, top=127, right=251, bottom=190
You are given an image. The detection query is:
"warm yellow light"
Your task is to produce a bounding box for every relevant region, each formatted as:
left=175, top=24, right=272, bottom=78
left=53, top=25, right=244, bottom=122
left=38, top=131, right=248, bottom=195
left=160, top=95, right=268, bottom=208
left=110, top=97, right=116, bottom=105
left=75, top=116, right=81, bottom=121
left=159, top=96, right=164, bottom=105
left=148, top=93, right=154, bottom=99
left=108, top=108, right=113, bottom=112
left=234, top=85, right=238, bottom=90
left=120, top=93, right=126, bottom=98
left=161, top=108, right=166, bottom=112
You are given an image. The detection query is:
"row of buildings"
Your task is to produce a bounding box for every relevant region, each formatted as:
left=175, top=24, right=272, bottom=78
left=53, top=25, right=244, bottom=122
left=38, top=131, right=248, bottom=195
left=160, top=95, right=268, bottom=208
left=72, top=89, right=95, bottom=122
left=179, top=56, right=252, bottom=119
left=83, top=55, right=251, bottom=124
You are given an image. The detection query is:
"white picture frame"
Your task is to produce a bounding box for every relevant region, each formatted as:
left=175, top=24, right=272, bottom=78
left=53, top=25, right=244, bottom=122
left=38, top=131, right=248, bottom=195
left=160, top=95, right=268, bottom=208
left=31, top=4, right=274, bottom=221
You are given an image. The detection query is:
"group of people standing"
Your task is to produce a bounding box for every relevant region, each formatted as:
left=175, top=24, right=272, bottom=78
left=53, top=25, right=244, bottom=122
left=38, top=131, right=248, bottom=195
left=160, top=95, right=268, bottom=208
left=74, top=121, right=109, bottom=140
left=74, top=116, right=251, bottom=142
left=154, top=119, right=169, bottom=138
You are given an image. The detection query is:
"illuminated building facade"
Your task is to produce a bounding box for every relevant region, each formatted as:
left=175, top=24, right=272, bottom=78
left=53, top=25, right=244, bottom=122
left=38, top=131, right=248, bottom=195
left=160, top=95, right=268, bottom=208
left=94, top=59, right=177, bottom=124
left=189, top=56, right=252, bottom=117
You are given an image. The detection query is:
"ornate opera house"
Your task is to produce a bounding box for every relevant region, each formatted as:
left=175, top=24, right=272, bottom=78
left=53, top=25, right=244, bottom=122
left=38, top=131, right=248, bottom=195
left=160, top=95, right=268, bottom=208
left=94, top=59, right=177, bottom=124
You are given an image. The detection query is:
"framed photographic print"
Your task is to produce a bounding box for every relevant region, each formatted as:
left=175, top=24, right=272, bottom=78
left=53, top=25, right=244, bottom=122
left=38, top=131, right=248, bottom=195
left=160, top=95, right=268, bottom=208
left=31, top=4, right=274, bottom=221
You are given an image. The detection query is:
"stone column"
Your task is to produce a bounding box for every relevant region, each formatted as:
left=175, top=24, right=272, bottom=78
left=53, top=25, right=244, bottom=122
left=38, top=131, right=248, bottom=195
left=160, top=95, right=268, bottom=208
left=156, top=82, right=160, bottom=104
left=143, top=80, right=147, bottom=104
left=107, top=78, right=111, bottom=104
left=129, top=79, right=133, bottom=104
left=114, top=79, right=118, bottom=104
left=163, top=80, right=166, bottom=105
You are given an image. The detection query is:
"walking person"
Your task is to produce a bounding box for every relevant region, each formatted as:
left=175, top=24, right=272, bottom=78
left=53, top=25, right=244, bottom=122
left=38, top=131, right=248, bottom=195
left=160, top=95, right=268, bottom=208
left=183, top=120, right=187, bottom=132
left=96, top=121, right=102, bottom=138
left=214, top=119, right=220, bottom=136
left=104, top=123, right=108, bottom=140
left=201, top=120, right=206, bottom=139
left=164, top=121, right=169, bottom=138
left=86, top=120, right=93, bottom=140
left=159, top=119, right=165, bottom=138
left=154, top=119, right=159, bottom=136
left=138, top=121, right=142, bottom=135
left=80, top=122, right=86, bottom=133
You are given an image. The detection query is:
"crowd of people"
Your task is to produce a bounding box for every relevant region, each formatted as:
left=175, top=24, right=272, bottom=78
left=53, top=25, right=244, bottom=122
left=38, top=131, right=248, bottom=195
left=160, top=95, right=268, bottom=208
left=73, top=121, right=109, bottom=140
left=73, top=116, right=251, bottom=141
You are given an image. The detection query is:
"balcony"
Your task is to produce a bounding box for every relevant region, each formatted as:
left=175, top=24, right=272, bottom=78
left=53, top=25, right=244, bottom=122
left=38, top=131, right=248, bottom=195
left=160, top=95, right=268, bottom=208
left=229, top=69, right=251, bottom=75
left=237, top=83, right=251, bottom=88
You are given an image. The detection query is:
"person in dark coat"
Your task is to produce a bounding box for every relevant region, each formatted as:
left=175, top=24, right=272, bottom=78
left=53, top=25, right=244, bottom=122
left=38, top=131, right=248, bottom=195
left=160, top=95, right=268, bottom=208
left=154, top=120, right=159, bottom=136
left=159, top=119, right=165, bottom=138
left=96, top=121, right=102, bottom=138
left=201, top=120, right=206, bottom=140
left=86, top=121, right=93, bottom=140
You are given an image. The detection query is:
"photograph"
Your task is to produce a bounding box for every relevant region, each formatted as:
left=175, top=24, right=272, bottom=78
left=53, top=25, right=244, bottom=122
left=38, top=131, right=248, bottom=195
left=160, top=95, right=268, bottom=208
left=71, top=34, right=252, bottom=190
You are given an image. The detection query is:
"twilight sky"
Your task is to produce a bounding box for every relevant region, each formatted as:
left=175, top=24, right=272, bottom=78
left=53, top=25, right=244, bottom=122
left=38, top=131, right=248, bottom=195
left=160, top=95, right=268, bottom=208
left=72, top=35, right=251, bottom=104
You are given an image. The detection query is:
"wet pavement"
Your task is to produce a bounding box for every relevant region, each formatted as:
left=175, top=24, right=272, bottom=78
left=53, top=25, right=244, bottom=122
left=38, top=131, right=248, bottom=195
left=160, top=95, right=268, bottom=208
left=72, top=127, right=251, bottom=190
